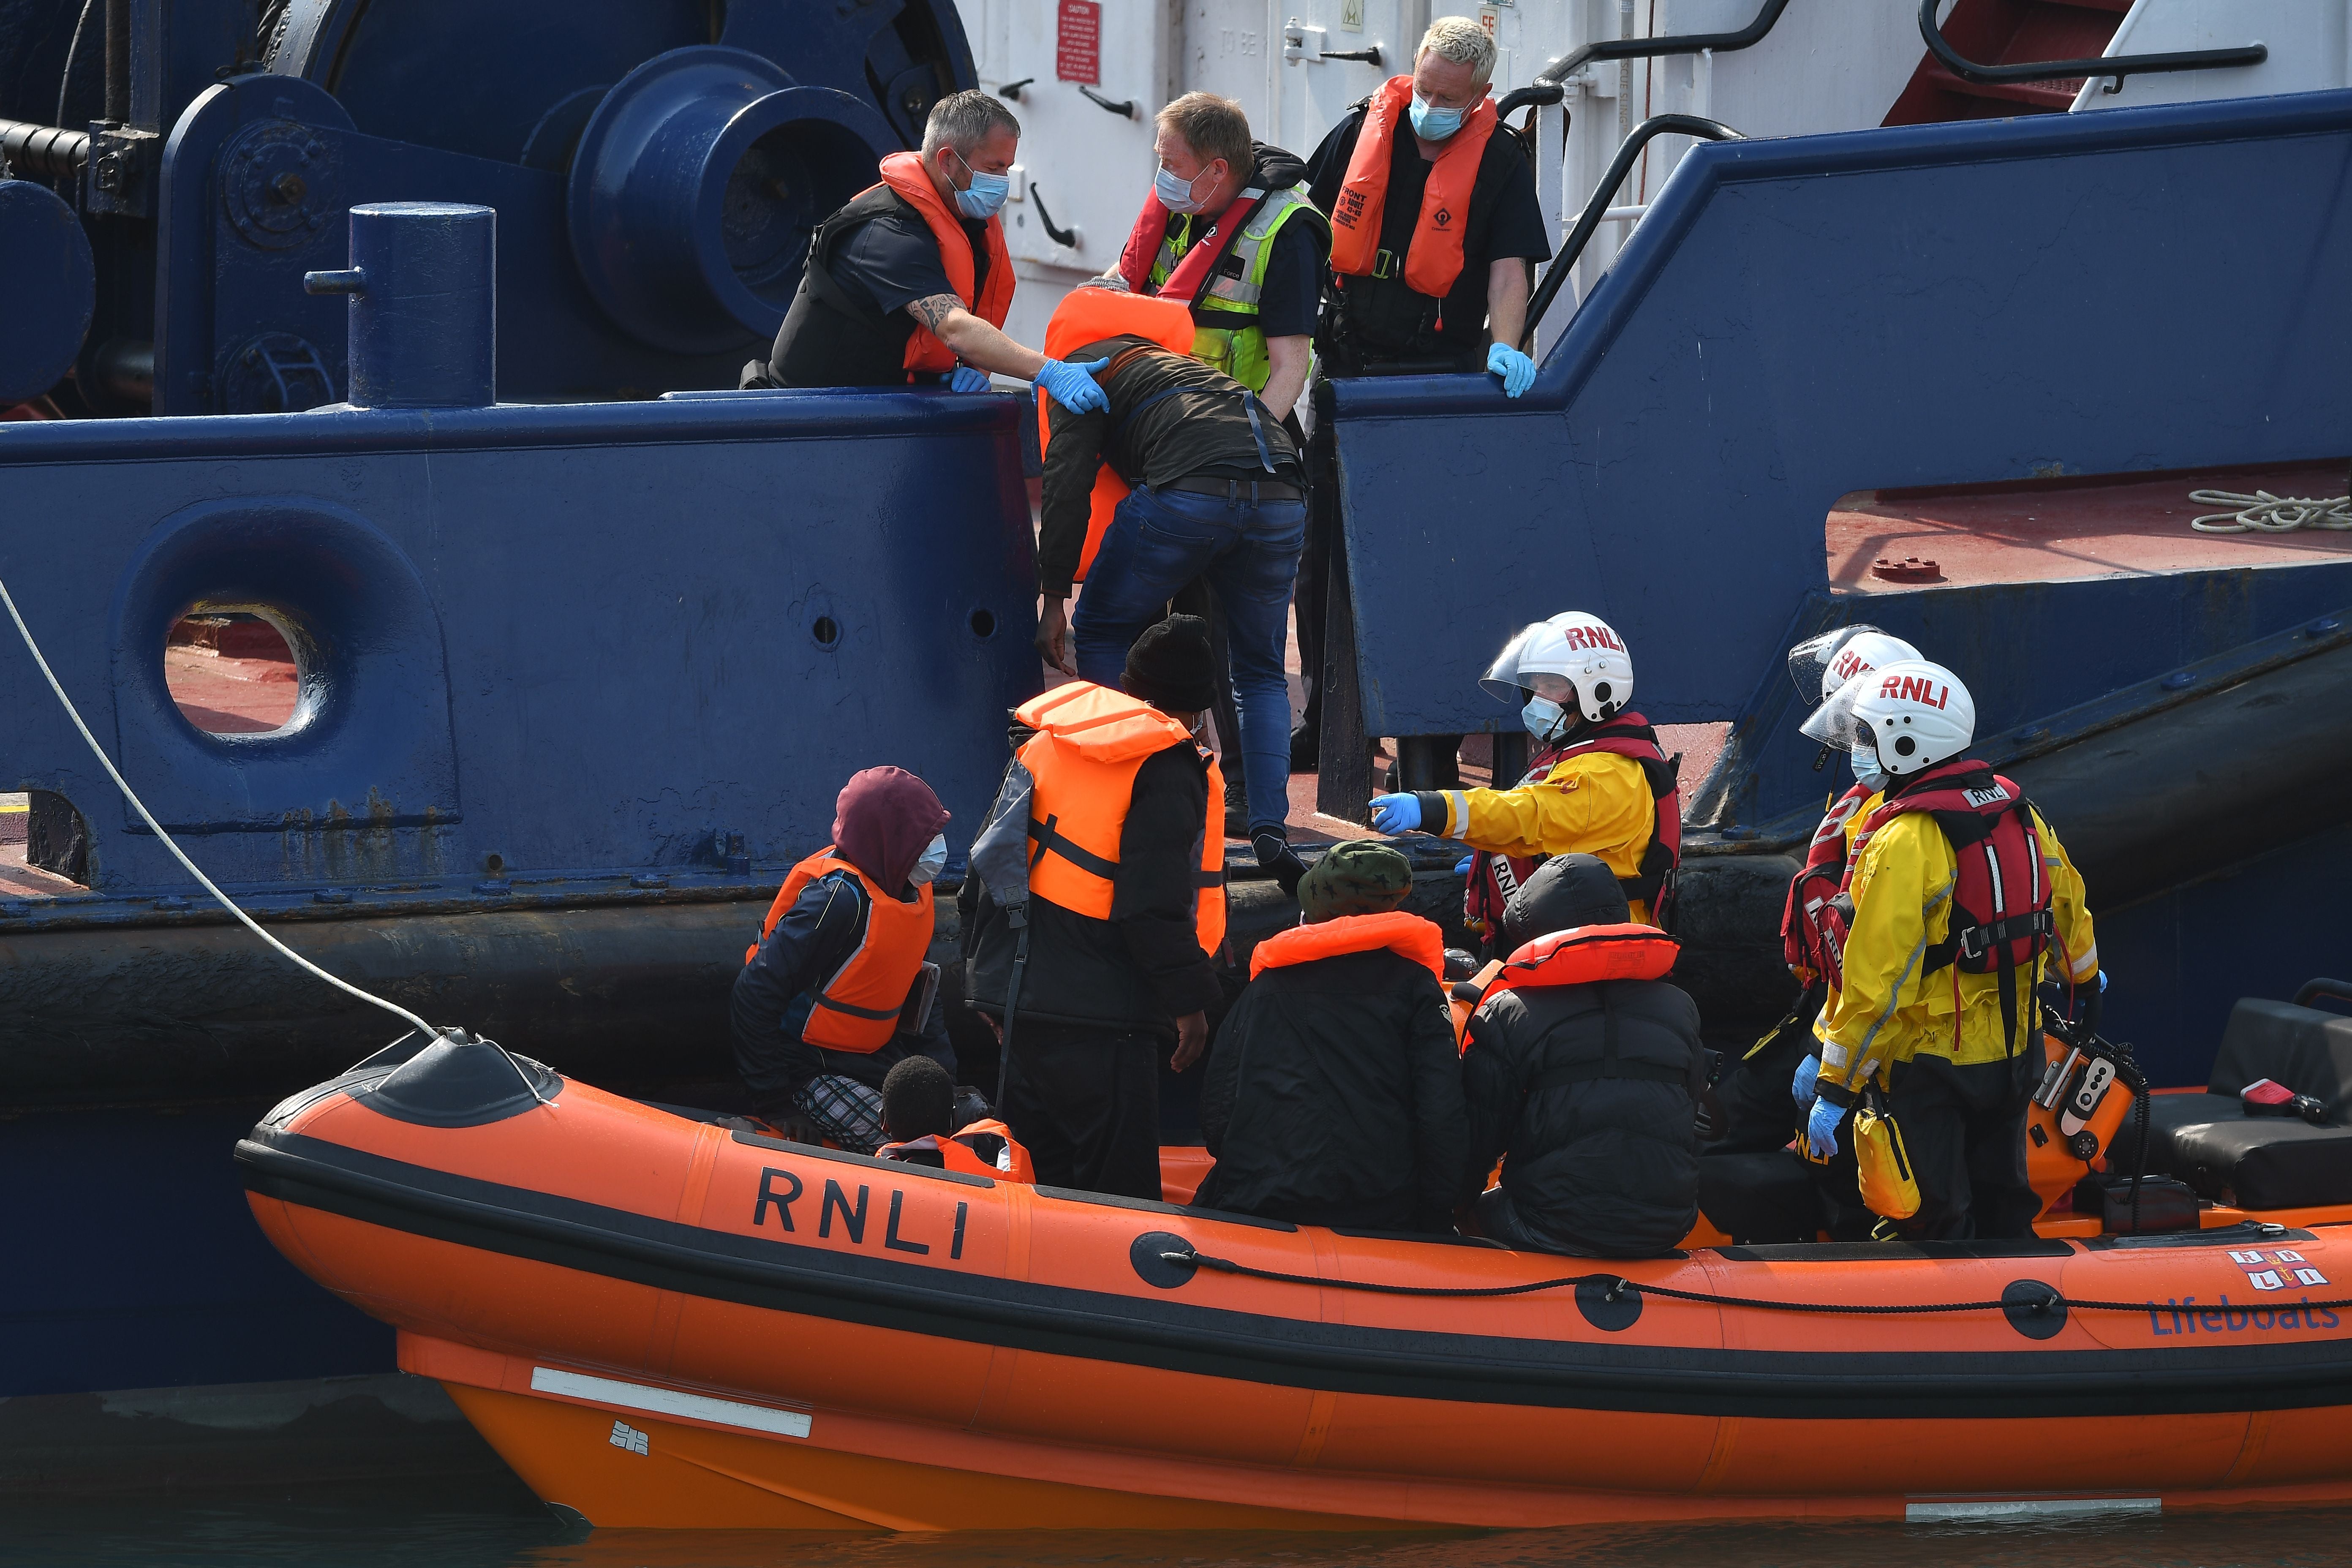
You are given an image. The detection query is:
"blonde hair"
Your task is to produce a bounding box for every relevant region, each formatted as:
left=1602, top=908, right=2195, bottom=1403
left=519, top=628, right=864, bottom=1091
left=1418, top=16, right=1497, bottom=88
left=1154, top=92, right=1254, bottom=179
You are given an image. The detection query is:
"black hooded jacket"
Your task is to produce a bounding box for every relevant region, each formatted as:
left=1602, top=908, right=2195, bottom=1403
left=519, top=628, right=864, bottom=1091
left=1459, top=856, right=1705, bottom=1257
left=1195, top=928, right=1467, bottom=1233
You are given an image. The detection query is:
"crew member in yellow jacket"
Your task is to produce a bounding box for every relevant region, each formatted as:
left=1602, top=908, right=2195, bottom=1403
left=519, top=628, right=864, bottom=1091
left=1369, top=611, right=1679, bottom=935
left=1802, top=660, right=2101, bottom=1241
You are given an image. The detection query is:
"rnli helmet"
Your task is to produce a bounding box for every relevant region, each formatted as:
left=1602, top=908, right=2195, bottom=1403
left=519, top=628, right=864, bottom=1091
left=1806, top=659, right=1976, bottom=777
left=1479, top=611, right=1634, bottom=723
left=1787, top=625, right=1922, bottom=705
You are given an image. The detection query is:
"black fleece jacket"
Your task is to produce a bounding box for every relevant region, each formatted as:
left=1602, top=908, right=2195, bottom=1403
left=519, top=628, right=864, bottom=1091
left=1196, top=944, right=1467, bottom=1232
left=961, top=742, right=1222, bottom=1037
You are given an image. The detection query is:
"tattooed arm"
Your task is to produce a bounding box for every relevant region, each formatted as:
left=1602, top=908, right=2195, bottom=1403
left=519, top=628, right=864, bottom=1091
left=906, top=294, right=1049, bottom=381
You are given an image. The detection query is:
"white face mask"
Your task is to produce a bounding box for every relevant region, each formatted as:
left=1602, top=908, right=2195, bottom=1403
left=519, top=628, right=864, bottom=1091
left=909, top=833, right=948, bottom=886
left=1522, top=694, right=1571, bottom=744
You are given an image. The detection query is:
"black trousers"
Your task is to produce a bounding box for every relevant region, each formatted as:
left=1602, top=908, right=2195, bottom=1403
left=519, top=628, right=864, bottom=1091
left=1001, top=1021, right=1164, bottom=1201
left=1707, top=1002, right=1873, bottom=1240
left=1297, top=397, right=1341, bottom=759
left=1885, top=1051, right=2042, bottom=1241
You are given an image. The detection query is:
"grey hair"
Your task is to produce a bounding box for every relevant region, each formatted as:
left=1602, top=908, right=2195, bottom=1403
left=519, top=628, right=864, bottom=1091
left=922, top=89, right=1021, bottom=158
left=1417, top=16, right=1497, bottom=87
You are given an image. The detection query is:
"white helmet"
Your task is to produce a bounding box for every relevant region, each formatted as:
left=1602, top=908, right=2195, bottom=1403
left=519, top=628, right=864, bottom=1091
left=1805, top=659, right=1976, bottom=777
left=1787, top=625, right=1922, bottom=705
left=1478, top=610, right=1634, bottom=723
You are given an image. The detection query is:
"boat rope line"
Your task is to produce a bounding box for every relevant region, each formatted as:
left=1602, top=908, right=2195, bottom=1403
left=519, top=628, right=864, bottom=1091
left=2187, top=488, right=2352, bottom=534
left=1165, top=1248, right=2352, bottom=1318
left=0, top=571, right=547, bottom=1102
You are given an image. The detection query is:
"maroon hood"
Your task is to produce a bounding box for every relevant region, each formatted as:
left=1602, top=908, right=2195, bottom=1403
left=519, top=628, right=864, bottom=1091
left=833, top=767, right=950, bottom=893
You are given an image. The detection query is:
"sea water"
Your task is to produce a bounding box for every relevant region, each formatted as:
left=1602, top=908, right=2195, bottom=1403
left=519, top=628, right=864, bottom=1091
left=4, top=1470, right=2347, bottom=1568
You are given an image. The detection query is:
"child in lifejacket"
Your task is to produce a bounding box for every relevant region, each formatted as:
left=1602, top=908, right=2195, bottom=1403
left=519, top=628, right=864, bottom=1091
left=874, top=1056, right=1034, bottom=1181
left=1194, top=841, right=1465, bottom=1233
left=1458, top=854, right=1705, bottom=1258
left=731, top=766, right=957, bottom=1154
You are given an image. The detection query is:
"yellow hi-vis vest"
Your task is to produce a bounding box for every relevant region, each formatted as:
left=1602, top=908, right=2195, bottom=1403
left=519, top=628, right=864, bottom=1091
left=1149, top=185, right=1324, bottom=392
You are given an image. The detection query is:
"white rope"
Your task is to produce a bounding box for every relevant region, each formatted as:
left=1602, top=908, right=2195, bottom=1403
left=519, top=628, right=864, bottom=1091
left=0, top=571, right=439, bottom=1041
left=2187, top=488, right=2352, bottom=534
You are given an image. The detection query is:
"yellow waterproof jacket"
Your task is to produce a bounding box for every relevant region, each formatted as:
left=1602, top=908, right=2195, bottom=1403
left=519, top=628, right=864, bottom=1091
left=1814, top=804, right=2097, bottom=1089
left=1433, top=751, right=1658, bottom=923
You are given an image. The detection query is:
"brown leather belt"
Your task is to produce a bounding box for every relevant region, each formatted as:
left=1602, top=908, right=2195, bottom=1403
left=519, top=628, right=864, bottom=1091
left=1162, top=474, right=1303, bottom=503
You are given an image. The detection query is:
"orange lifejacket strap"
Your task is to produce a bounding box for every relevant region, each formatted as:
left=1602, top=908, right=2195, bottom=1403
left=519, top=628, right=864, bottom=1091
left=874, top=152, right=1014, bottom=376
left=1327, top=76, right=1498, bottom=301
left=1483, top=923, right=1680, bottom=1002
left=1250, top=909, right=1446, bottom=980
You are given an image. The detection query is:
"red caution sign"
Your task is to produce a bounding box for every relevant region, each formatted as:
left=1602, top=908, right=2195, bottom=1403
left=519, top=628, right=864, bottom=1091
left=1056, top=0, right=1101, bottom=84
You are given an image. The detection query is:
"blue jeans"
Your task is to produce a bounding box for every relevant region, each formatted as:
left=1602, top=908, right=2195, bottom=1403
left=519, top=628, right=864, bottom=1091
left=1072, top=483, right=1306, bottom=833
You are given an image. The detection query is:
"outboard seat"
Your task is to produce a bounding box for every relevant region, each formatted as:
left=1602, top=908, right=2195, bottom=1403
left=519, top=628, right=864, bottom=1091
left=2118, top=996, right=2352, bottom=1210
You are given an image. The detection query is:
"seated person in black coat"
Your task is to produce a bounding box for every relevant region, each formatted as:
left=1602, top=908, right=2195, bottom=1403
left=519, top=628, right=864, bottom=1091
left=1196, top=841, right=1467, bottom=1232
left=1458, top=853, right=1704, bottom=1256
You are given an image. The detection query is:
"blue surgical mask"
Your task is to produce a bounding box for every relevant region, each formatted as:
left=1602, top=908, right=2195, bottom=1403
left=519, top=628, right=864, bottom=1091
left=1849, top=743, right=1888, bottom=792
left=909, top=833, right=949, bottom=887
left=956, top=171, right=1009, bottom=220
left=1409, top=95, right=1466, bottom=141
left=1522, top=694, right=1570, bottom=744
left=1154, top=163, right=1208, bottom=214
left=950, top=150, right=1009, bottom=219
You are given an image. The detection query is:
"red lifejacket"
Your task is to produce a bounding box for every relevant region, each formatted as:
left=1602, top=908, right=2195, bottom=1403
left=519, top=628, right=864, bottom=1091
left=1779, top=782, right=1876, bottom=992
left=743, top=848, right=934, bottom=1053
left=1328, top=76, right=1499, bottom=303
left=877, top=1118, right=1036, bottom=1183
left=1843, top=757, right=2055, bottom=1049
left=1464, top=714, right=1682, bottom=937
left=1116, top=185, right=1266, bottom=304
left=872, top=152, right=1014, bottom=377
left=1480, top=923, right=1680, bottom=1004
left=1249, top=908, right=1446, bottom=981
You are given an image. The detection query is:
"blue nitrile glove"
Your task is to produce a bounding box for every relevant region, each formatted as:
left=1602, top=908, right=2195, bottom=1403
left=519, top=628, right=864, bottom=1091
left=1456, top=854, right=1475, bottom=877
left=1805, top=1097, right=1846, bottom=1161
left=1793, top=1054, right=1821, bottom=1113
left=949, top=365, right=991, bottom=392
left=1369, top=792, right=1421, bottom=834
left=1486, top=343, right=1536, bottom=398
left=1034, top=356, right=1113, bottom=414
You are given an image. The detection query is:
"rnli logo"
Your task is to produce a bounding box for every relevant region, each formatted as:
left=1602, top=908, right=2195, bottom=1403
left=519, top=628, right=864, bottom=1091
left=1963, top=785, right=2011, bottom=808
left=1829, top=649, right=1871, bottom=684
left=1562, top=625, right=1624, bottom=653
left=1878, top=673, right=1952, bottom=709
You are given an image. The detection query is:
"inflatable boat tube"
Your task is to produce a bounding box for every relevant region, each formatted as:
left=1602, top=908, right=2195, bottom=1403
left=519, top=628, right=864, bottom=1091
left=239, top=1034, right=2352, bottom=1530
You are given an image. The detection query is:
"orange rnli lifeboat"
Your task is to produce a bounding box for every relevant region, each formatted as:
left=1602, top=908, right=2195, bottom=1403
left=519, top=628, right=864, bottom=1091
left=240, top=1030, right=2352, bottom=1531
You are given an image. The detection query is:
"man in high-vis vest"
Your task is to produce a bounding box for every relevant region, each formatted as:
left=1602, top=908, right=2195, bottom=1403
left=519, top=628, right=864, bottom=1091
left=748, top=90, right=1110, bottom=411
left=1103, top=92, right=1328, bottom=422
left=1290, top=18, right=1554, bottom=773
left=732, top=767, right=957, bottom=1154
left=960, top=618, right=1228, bottom=1200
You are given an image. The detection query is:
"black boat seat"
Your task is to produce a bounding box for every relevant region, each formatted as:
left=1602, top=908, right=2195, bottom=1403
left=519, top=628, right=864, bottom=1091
left=1698, top=1149, right=1821, bottom=1244
left=2111, top=999, right=2352, bottom=1210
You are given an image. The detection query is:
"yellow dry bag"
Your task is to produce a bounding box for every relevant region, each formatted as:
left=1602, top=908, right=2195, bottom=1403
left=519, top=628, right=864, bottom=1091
left=1854, top=1097, right=1921, bottom=1221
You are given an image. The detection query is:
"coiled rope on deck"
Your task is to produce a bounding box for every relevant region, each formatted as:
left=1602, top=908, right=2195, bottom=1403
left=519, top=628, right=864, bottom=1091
left=1165, top=1247, right=2352, bottom=1319
left=2188, top=489, right=2352, bottom=534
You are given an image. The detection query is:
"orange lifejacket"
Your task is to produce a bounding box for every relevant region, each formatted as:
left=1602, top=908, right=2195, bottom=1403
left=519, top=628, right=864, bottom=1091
left=1449, top=956, right=1505, bottom=1050
left=1015, top=682, right=1227, bottom=955
left=873, top=152, right=1014, bottom=377
left=1036, top=289, right=1199, bottom=581
left=877, top=1118, right=1036, bottom=1183
left=743, top=848, right=934, bottom=1053
left=1480, top=923, right=1680, bottom=1004
left=1249, top=908, right=1446, bottom=981
left=1328, top=75, right=1498, bottom=301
